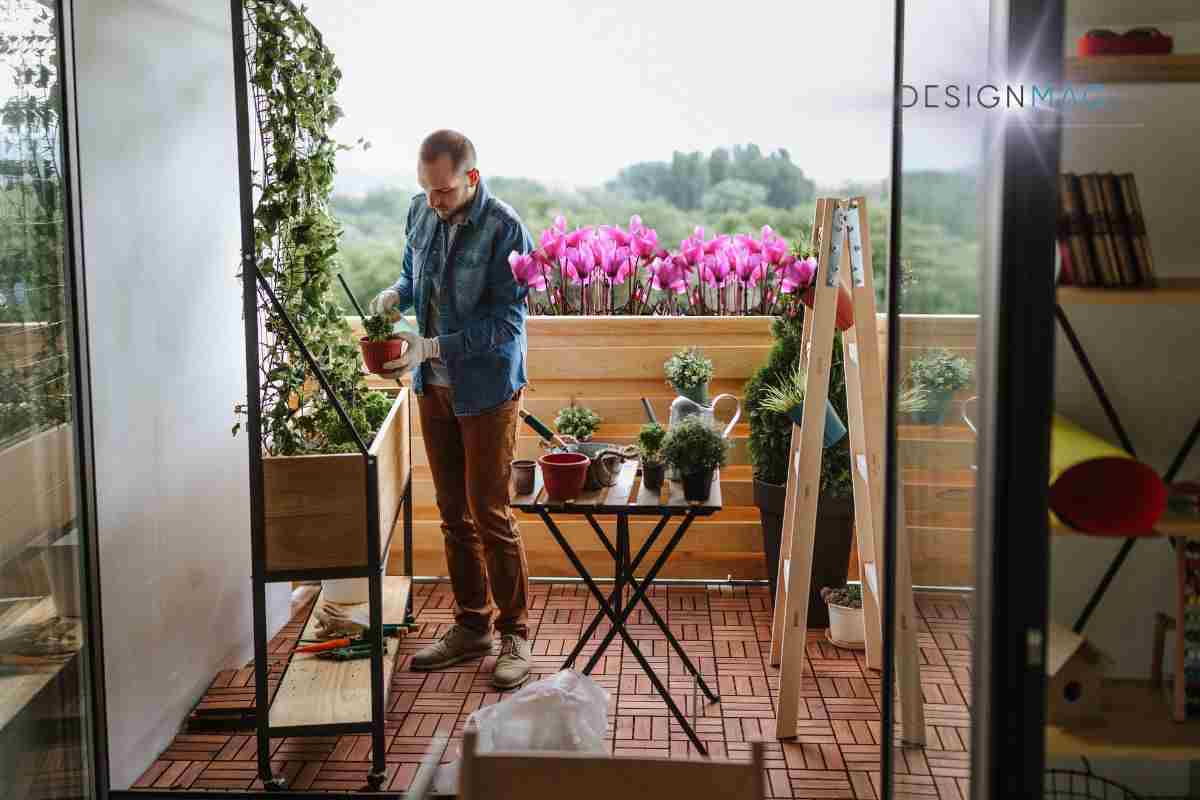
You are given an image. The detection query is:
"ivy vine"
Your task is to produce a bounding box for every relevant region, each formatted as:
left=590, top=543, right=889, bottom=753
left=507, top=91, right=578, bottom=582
left=234, top=0, right=382, bottom=456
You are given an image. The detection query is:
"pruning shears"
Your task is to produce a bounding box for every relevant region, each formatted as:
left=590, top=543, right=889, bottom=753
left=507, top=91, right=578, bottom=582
left=296, top=623, right=409, bottom=654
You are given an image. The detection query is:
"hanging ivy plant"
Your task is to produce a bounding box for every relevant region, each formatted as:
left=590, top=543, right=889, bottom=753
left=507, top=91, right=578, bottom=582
left=232, top=0, right=379, bottom=456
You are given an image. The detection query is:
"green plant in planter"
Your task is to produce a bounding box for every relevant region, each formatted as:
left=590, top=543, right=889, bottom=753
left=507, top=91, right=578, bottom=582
left=745, top=314, right=852, bottom=497
left=664, top=347, right=714, bottom=402
left=820, top=584, right=863, bottom=609
left=661, top=416, right=729, bottom=477
left=907, top=348, right=973, bottom=424
left=555, top=405, right=601, bottom=441
left=637, top=422, right=666, bottom=465
left=362, top=314, right=398, bottom=342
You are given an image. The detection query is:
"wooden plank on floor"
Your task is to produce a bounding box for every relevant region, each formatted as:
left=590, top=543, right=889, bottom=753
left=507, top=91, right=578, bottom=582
left=269, top=576, right=411, bottom=729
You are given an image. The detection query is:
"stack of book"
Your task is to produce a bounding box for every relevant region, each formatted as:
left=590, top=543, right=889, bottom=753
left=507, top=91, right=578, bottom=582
left=1057, top=172, right=1157, bottom=287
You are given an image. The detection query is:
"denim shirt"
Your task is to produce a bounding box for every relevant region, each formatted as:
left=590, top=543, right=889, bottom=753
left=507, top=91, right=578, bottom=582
left=390, top=180, right=534, bottom=416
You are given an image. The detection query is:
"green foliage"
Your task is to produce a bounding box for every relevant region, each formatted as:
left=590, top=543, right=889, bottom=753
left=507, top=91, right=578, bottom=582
left=821, top=584, right=863, bottom=609
left=759, top=361, right=806, bottom=416
left=663, top=347, right=714, bottom=390
left=703, top=179, right=768, bottom=214
left=0, top=3, right=70, bottom=446
left=555, top=405, right=601, bottom=440
left=908, top=348, right=973, bottom=393
left=362, top=314, right=395, bottom=342
left=744, top=314, right=853, bottom=498
left=238, top=0, right=378, bottom=456
left=661, top=416, right=729, bottom=475
left=637, top=422, right=666, bottom=465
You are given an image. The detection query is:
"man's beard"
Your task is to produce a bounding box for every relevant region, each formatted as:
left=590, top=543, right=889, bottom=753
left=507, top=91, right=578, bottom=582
left=437, top=191, right=474, bottom=221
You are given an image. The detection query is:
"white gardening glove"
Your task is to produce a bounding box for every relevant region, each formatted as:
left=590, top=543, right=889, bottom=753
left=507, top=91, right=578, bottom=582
left=381, top=330, right=439, bottom=379
left=369, top=288, right=401, bottom=318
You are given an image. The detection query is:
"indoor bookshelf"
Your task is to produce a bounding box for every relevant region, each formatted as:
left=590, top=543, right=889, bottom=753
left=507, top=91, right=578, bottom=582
left=1056, top=277, right=1200, bottom=304
left=1065, top=54, right=1200, bottom=83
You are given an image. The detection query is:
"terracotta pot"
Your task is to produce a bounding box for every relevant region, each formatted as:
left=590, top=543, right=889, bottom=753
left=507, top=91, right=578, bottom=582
left=359, top=336, right=405, bottom=374
left=538, top=452, right=590, bottom=501
left=800, top=284, right=855, bottom=331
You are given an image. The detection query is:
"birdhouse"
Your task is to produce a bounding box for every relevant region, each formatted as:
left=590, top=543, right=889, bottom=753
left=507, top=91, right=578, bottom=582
left=1045, top=622, right=1110, bottom=727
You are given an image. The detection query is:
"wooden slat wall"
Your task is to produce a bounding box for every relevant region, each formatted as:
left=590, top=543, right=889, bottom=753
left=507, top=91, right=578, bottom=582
left=350, top=314, right=979, bottom=587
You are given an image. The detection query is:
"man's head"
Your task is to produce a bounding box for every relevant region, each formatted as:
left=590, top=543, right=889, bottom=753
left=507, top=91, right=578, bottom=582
left=417, top=129, right=479, bottom=221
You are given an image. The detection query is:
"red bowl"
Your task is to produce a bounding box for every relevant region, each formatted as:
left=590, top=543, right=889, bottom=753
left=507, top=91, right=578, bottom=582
left=359, top=337, right=405, bottom=374
left=538, top=452, right=590, bottom=501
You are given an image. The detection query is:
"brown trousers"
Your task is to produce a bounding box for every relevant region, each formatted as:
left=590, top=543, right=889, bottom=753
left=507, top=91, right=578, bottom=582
left=418, top=385, right=530, bottom=638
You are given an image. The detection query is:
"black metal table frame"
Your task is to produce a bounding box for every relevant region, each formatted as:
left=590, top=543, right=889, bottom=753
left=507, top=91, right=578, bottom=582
left=532, top=505, right=721, bottom=755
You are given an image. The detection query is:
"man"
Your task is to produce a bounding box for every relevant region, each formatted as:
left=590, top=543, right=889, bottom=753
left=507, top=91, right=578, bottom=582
left=369, top=130, right=534, bottom=689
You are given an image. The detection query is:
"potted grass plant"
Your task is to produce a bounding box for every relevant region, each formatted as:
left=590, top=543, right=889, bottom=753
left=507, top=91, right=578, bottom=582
left=758, top=362, right=848, bottom=449
left=661, top=416, right=729, bottom=502
left=637, top=421, right=667, bottom=491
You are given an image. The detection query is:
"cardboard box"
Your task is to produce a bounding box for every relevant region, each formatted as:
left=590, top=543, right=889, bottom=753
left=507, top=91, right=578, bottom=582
left=1046, top=622, right=1110, bottom=727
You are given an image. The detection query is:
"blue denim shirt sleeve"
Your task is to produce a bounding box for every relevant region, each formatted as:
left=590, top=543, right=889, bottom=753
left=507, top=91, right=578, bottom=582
left=388, top=200, right=418, bottom=311
left=436, top=218, right=533, bottom=359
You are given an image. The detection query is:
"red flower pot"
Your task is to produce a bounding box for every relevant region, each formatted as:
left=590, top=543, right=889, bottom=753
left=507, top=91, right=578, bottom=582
left=538, top=452, right=590, bottom=501
left=800, top=284, right=855, bottom=331
left=359, top=337, right=405, bottom=374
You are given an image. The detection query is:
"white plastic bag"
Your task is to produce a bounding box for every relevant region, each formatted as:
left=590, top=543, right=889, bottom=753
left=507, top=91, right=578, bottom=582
left=430, top=670, right=610, bottom=796
left=468, top=669, right=610, bottom=753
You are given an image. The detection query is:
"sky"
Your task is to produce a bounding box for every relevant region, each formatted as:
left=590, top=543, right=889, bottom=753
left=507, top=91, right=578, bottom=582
left=307, top=1, right=992, bottom=193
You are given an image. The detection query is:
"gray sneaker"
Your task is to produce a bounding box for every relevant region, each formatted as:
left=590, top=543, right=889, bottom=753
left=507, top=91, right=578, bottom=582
left=411, top=624, right=493, bottom=671
left=492, top=634, right=532, bottom=689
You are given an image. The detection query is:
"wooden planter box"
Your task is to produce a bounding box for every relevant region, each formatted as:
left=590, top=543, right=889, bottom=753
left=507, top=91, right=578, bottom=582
left=348, top=316, right=980, bottom=586
left=262, top=389, right=410, bottom=573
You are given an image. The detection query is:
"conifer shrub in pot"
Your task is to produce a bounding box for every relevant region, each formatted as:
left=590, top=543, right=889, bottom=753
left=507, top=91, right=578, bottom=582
left=745, top=311, right=853, bottom=624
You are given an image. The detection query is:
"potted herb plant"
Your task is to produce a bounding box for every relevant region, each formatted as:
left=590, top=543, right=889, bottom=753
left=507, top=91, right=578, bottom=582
left=664, top=346, right=715, bottom=405
left=907, top=348, right=973, bottom=425
left=661, top=416, right=729, bottom=502
left=820, top=584, right=865, bottom=647
left=745, top=312, right=853, bottom=625
left=555, top=404, right=601, bottom=442
left=637, top=421, right=667, bottom=491
left=358, top=313, right=404, bottom=375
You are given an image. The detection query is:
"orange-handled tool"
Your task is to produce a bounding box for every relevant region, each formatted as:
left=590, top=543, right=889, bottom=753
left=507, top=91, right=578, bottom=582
left=296, top=637, right=353, bottom=653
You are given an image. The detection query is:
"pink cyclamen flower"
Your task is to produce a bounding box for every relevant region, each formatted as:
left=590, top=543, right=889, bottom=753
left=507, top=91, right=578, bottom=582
left=763, top=236, right=789, bottom=265
left=600, top=224, right=632, bottom=247
left=779, top=255, right=817, bottom=293
left=629, top=214, right=644, bottom=234
left=508, top=251, right=546, bottom=291
left=735, top=233, right=763, bottom=255
left=553, top=215, right=568, bottom=233
left=599, top=243, right=632, bottom=284
left=564, top=225, right=594, bottom=248
left=650, top=256, right=688, bottom=294
left=540, top=228, right=565, bottom=260
left=681, top=237, right=704, bottom=266
left=631, top=228, right=658, bottom=258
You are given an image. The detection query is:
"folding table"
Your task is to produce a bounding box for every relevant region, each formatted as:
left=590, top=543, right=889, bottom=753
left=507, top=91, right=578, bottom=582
left=510, top=459, right=722, bottom=754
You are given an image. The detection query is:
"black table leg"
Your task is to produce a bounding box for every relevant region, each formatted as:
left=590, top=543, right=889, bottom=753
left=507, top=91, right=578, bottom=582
left=562, top=514, right=670, bottom=669
left=538, top=509, right=709, bottom=755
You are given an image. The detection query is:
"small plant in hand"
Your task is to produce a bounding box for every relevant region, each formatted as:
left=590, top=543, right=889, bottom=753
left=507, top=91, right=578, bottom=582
left=362, top=314, right=398, bottom=342
left=661, top=416, right=729, bottom=477
left=820, top=584, right=863, bottom=609
left=908, top=349, right=973, bottom=394
left=664, top=347, right=714, bottom=392
left=555, top=405, right=601, bottom=441
left=637, top=422, right=667, bottom=465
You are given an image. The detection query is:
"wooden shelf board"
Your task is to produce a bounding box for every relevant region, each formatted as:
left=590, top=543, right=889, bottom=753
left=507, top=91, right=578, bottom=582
left=1065, top=54, right=1200, bottom=83
left=268, top=576, right=411, bottom=730
left=1051, top=510, right=1200, bottom=539
left=1057, top=278, right=1200, bottom=305
left=1046, top=680, right=1200, bottom=760
left=0, top=597, right=79, bottom=733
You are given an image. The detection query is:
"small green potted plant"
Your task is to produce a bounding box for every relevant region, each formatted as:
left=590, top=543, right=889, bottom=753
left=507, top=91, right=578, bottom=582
left=661, top=416, right=729, bottom=502
left=664, top=347, right=715, bottom=405
left=637, top=421, right=667, bottom=491
left=907, top=348, right=973, bottom=425
left=358, top=313, right=404, bottom=375
left=820, top=584, right=864, bottom=648
left=555, top=404, right=601, bottom=442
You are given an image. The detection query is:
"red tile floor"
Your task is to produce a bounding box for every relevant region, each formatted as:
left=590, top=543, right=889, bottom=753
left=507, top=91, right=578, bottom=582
left=133, top=582, right=973, bottom=797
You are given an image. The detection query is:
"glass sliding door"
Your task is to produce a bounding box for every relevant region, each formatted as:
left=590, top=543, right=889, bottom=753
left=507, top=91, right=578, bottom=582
left=0, top=0, right=99, bottom=797
left=878, top=0, right=1062, bottom=797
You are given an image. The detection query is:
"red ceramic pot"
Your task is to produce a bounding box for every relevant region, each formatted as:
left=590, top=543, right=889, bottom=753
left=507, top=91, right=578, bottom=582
left=800, top=284, right=855, bottom=331
left=538, top=452, right=590, bottom=501
left=359, top=337, right=405, bottom=374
